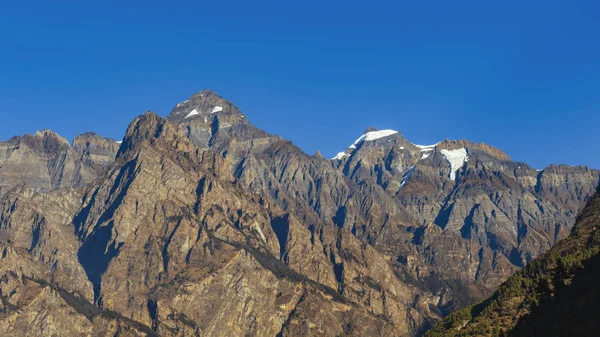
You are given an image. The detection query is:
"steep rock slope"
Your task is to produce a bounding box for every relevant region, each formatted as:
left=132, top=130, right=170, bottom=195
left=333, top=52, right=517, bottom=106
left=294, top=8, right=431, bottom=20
left=0, top=186, right=155, bottom=336
left=425, top=189, right=600, bottom=336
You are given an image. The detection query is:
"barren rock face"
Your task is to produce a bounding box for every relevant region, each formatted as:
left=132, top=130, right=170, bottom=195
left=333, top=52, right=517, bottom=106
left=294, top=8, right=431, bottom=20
left=0, top=90, right=597, bottom=337
left=0, top=130, right=118, bottom=196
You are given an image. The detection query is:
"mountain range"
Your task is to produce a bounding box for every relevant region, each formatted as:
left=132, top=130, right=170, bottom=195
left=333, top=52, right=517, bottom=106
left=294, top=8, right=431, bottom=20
left=0, top=90, right=597, bottom=336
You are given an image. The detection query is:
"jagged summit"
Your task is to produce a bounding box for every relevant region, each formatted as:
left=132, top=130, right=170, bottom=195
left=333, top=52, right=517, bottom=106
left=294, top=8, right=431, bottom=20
left=192, top=89, right=219, bottom=97
left=364, top=126, right=378, bottom=133
left=166, top=90, right=270, bottom=151
left=167, top=89, right=244, bottom=124
left=119, top=111, right=196, bottom=157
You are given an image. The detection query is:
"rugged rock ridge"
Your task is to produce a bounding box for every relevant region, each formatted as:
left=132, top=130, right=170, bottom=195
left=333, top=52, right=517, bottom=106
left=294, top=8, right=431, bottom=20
left=330, top=126, right=599, bottom=290
left=426, top=189, right=600, bottom=336
left=0, top=130, right=119, bottom=196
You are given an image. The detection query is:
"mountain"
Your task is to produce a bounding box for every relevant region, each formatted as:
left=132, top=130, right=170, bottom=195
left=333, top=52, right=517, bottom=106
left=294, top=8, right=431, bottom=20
left=331, top=128, right=599, bottom=291
left=0, top=113, right=424, bottom=336
left=0, top=130, right=119, bottom=196
left=0, top=90, right=597, bottom=336
left=425, top=188, right=600, bottom=336
left=167, top=90, right=599, bottom=303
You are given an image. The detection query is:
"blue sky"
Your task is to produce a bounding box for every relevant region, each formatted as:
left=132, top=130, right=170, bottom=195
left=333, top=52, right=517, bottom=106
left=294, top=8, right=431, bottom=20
left=1, top=1, right=599, bottom=169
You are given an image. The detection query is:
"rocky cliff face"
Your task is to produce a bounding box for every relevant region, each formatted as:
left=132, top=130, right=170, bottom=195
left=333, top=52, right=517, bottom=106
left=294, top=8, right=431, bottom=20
left=426, top=189, right=600, bottom=337
left=0, top=90, right=597, bottom=336
left=0, top=130, right=119, bottom=196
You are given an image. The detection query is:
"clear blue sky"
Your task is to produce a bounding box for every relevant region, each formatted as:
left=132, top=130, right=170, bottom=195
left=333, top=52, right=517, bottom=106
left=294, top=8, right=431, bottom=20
left=2, top=1, right=599, bottom=169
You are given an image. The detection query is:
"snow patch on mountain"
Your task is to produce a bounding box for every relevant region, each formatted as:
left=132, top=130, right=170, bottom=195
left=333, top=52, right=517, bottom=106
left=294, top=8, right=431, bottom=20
left=415, top=143, right=438, bottom=160
left=353, top=130, right=398, bottom=145
left=185, top=109, right=200, bottom=119
left=255, top=224, right=267, bottom=242
left=441, top=148, right=468, bottom=181
left=400, top=166, right=416, bottom=187
left=333, top=152, right=348, bottom=160
left=211, top=106, right=223, bottom=113
left=414, top=142, right=440, bottom=151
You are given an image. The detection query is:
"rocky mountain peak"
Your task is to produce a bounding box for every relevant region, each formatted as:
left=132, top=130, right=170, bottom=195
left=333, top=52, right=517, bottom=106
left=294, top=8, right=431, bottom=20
left=364, top=126, right=378, bottom=133
left=167, top=89, right=244, bottom=125
left=32, top=129, right=71, bottom=147
left=73, top=132, right=118, bottom=149
left=190, top=88, right=220, bottom=98
left=119, top=111, right=197, bottom=158
left=119, top=111, right=190, bottom=148
left=166, top=90, right=270, bottom=151
left=331, top=128, right=409, bottom=160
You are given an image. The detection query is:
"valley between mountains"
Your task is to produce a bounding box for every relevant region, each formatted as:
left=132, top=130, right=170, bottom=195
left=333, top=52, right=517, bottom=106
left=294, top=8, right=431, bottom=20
left=0, top=90, right=597, bottom=336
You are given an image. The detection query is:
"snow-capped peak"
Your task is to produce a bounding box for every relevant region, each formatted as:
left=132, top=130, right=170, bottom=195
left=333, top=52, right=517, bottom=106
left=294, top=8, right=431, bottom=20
left=352, top=129, right=398, bottom=146
left=440, top=148, right=468, bottom=181
left=400, top=165, right=416, bottom=188
left=331, top=129, right=398, bottom=160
